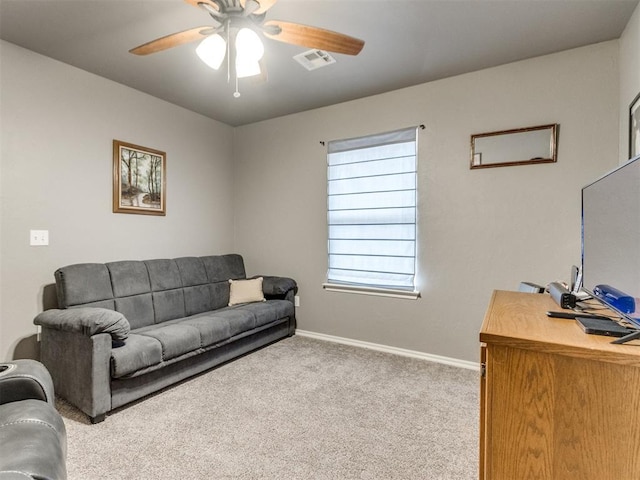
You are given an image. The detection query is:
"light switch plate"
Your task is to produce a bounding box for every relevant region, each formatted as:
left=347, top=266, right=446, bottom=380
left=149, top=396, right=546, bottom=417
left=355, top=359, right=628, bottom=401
left=30, top=230, right=49, bottom=246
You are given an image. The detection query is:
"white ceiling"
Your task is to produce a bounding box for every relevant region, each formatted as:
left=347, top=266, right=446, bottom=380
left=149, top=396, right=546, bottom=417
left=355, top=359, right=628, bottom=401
left=1, top=0, right=638, bottom=126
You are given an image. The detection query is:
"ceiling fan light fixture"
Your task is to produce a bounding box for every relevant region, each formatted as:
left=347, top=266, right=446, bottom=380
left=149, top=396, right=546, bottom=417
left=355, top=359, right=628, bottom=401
left=235, top=28, right=264, bottom=78
left=131, top=0, right=365, bottom=98
left=236, top=59, right=261, bottom=78
left=235, top=28, right=264, bottom=62
left=196, top=34, right=226, bottom=70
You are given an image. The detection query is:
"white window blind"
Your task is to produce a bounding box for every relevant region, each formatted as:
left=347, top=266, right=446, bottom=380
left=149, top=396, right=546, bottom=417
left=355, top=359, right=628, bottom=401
left=327, top=127, right=418, bottom=291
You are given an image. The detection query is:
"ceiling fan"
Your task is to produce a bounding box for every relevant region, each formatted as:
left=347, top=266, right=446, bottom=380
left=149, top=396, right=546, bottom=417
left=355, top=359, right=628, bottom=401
left=130, top=0, right=365, bottom=96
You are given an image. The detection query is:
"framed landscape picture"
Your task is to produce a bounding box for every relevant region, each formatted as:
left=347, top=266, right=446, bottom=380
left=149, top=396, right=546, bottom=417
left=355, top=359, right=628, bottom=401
left=631, top=92, right=640, bottom=160
left=113, top=140, right=166, bottom=215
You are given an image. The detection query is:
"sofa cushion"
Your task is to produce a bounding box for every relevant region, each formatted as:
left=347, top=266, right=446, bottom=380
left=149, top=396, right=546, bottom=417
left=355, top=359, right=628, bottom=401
left=152, top=289, right=186, bottom=323
left=145, top=259, right=187, bottom=323
left=208, top=309, right=257, bottom=337
left=179, top=314, right=232, bottom=347
left=145, top=259, right=183, bottom=291
left=114, top=294, right=154, bottom=330
left=77, top=299, right=116, bottom=310
left=201, top=255, right=245, bottom=283
left=228, top=277, right=265, bottom=306
left=106, top=261, right=151, bottom=297
left=110, top=334, right=163, bottom=378
left=137, top=324, right=201, bottom=361
left=183, top=285, right=213, bottom=317
left=115, top=293, right=154, bottom=329
left=175, top=257, right=208, bottom=287
left=55, top=263, right=114, bottom=308
left=175, top=257, right=213, bottom=316
left=106, top=260, right=154, bottom=328
left=234, top=300, right=294, bottom=327
left=210, top=282, right=231, bottom=310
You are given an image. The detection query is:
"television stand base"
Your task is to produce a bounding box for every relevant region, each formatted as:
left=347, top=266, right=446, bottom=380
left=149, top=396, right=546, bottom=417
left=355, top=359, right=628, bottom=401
left=611, top=329, right=640, bottom=344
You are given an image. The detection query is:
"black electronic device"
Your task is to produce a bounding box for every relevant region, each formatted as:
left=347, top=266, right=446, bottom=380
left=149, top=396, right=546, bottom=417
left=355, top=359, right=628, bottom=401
left=581, top=154, right=640, bottom=344
left=548, top=282, right=576, bottom=309
left=576, top=317, right=634, bottom=338
left=575, top=313, right=615, bottom=321
left=547, top=311, right=615, bottom=320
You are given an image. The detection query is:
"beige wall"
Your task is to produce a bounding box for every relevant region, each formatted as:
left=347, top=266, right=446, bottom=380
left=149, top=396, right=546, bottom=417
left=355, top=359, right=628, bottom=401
left=0, top=41, right=235, bottom=361
left=233, top=41, right=620, bottom=363
left=620, top=2, right=640, bottom=163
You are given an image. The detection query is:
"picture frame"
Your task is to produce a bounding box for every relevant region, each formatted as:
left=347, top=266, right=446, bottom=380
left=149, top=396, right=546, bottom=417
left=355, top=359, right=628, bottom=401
left=113, top=140, right=166, bottom=216
left=630, top=92, right=640, bottom=160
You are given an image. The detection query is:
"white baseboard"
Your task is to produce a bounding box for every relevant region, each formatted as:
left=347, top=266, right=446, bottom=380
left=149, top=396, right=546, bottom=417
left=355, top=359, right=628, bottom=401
left=295, top=329, right=480, bottom=371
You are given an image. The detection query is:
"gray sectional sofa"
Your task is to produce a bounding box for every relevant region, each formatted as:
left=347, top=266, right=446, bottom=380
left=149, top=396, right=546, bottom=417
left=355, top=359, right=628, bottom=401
left=34, top=254, right=296, bottom=423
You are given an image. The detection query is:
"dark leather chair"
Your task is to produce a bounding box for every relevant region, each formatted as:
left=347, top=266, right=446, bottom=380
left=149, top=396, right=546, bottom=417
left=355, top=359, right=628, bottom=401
left=0, top=359, right=67, bottom=480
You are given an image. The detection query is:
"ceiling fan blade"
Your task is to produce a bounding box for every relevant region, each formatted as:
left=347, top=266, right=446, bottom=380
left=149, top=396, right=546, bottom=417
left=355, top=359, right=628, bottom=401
left=129, top=26, right=215, bottom=55
left=184, top=0, right=220, bottom=12
left=263, top=20, right=364, bottom=55
left=240, top=0, right=277, bottom=15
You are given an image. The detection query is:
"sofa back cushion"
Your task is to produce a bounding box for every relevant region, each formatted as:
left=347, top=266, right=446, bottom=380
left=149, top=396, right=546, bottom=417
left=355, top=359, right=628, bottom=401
left=55, top=263, right=115, bottom=310
left=54, top=254, right=247, bottom=329
left=144, top=259, right=186, bottom=323
left=175, top=257, right=213, bottom=316
left=201, top=254, right=245, bottom=282
left=107, top=261, right=154, bottom=329
left=201, top=254, right=246, bottom=309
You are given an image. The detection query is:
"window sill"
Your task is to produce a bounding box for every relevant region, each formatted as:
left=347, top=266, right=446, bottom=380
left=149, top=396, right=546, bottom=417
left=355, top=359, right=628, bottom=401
left=322, top=283, right=420, bottom=300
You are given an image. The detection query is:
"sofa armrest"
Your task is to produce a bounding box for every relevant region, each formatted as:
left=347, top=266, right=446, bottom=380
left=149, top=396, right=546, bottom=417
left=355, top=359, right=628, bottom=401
left=259, top=276, right=297, bottom=297
left=0, top=359, right=55, bottom=405
left=34, top=307, right=130, bottom=345
left=256, top=276, right=297, bottom=335
left=39, top=328, right=112, bottom=423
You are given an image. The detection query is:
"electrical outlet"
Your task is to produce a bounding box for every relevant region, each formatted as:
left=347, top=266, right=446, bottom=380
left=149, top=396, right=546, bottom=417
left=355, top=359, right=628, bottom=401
left=294, top=295, right=300, bottom=307
left=30, top=230, right=49, bottom=246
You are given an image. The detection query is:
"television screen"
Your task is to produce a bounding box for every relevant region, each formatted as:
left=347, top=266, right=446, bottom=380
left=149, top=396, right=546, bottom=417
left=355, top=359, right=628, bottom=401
left=582, top=154, right=640, bottom=326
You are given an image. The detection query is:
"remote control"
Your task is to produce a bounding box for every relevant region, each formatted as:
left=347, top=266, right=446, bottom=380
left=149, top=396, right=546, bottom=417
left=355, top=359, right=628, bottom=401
left=546, top=311, right=576, bottom=319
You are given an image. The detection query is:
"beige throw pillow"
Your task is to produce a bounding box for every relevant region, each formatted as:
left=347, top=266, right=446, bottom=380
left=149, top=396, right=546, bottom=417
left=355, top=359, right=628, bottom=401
left=228, top=277, right=266, bottom=306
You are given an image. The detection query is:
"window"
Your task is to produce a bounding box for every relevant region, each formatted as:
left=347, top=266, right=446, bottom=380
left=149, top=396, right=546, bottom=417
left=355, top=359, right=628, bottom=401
left=325, top=127, right=419, bottom=298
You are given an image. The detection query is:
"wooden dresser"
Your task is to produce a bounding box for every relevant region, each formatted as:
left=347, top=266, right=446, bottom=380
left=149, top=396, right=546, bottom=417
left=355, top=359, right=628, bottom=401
left=479, top=290, right=640, bottom=480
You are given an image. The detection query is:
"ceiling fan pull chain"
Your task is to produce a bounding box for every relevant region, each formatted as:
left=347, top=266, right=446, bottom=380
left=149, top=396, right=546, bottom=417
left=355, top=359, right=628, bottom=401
left=226, top=19, right=231, bottom=84
left=228, top=15, right=241, bottom=97
left=234, top=75, right=241, bottom=98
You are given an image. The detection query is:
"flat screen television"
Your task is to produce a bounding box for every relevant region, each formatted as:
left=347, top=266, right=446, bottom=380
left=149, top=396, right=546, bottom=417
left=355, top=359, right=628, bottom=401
left=582, top=154, right=640, bottom=334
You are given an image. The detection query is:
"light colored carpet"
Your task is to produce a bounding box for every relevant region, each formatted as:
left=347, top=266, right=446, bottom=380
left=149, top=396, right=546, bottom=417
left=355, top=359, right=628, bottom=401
left=57, top=336, right=479, bottom=479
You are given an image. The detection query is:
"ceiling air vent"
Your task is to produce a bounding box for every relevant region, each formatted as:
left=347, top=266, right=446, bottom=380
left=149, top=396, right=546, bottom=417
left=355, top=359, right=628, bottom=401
left=293, top=49, right=336, bottom=71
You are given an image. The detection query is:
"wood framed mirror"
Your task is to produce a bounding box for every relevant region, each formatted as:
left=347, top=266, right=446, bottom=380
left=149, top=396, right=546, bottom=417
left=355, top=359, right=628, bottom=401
left=470, top=123, right=558, bottom=169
